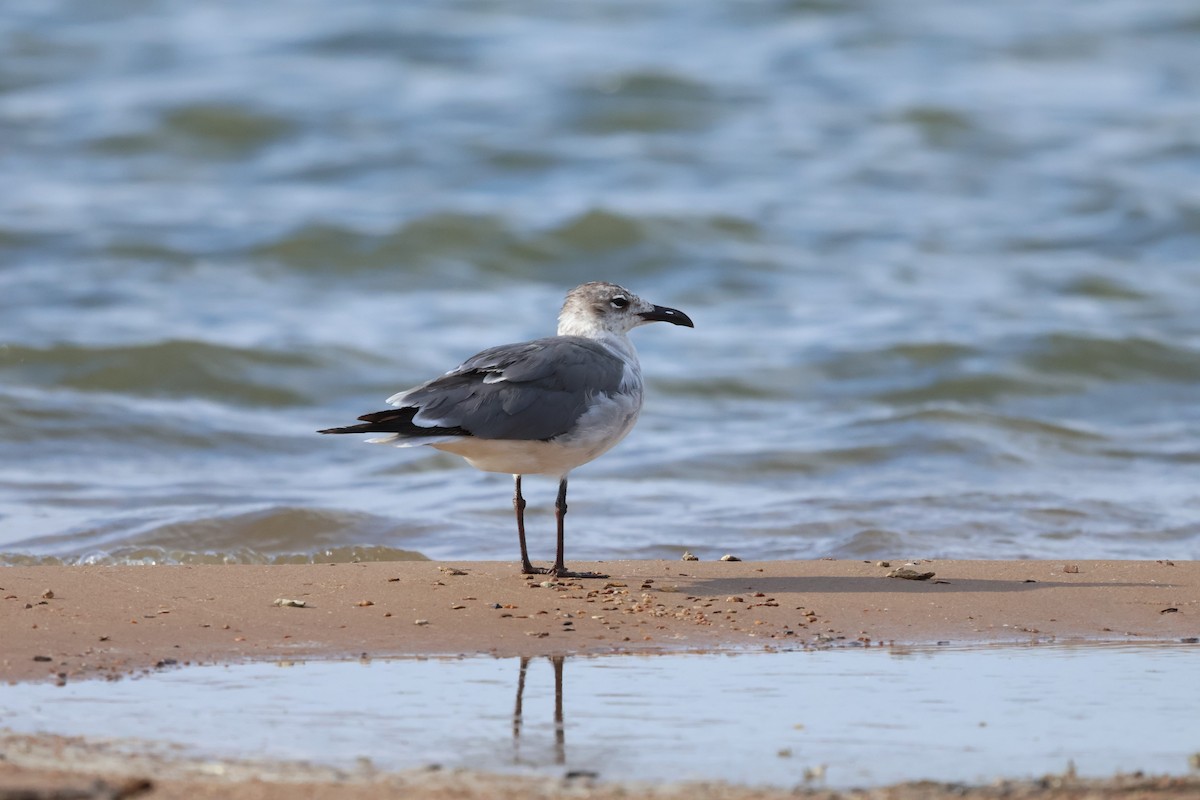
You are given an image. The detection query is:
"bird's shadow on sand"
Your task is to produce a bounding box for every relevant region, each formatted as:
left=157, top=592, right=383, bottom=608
left=676, top=576, right=1174, bottom=595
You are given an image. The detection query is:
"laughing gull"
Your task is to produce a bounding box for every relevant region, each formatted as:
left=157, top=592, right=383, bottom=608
left=319, top=282, right=694, bottom=577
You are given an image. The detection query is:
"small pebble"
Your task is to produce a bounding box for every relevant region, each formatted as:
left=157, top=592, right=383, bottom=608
left=680, top=551, right=699, bottom=561
left=414, top=619, right=429, bottom=626
left=272, top=598, right=306, bottom=608
left=565, top=770, right=598, bottom=781
left=886, top=568, right=935, bottom=581
left=41, top=589, right=54, bottom=600
left=720, top=554, right=742, bottom=562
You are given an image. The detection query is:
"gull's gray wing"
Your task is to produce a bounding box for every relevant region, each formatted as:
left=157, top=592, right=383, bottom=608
left=387, top=335, right=627, bottom=441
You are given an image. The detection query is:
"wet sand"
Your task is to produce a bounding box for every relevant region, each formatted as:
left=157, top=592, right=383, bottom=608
left=2, top=559, right=1198, bottom=799
left=2, top=730, right=1200, bottom=800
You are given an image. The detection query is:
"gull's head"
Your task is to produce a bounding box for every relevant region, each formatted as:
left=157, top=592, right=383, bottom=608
left=557, top=281, right=694, bottom=338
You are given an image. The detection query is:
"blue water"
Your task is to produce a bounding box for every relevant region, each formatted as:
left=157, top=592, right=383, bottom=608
left=4, top=645, right=1199, bottom=787
left=2, top=1, right=1200, bottom=565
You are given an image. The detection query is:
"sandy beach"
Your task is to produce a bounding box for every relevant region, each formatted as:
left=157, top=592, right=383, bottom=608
left=3, top=559, right=1196, bottom=684
left=2, top=559, right=1198, bottom=799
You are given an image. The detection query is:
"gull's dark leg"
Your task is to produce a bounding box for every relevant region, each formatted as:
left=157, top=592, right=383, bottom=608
left=550, top=477, right=608, bottom=579
left=552, top=477, right=569, bottom=574
left=514, top=474, right=539, bottom=574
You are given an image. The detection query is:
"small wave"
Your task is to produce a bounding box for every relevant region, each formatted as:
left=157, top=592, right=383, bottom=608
left=857, top=407, right=1107, bottom=443
left=254, top=209, right=758, bottom=281
left=0, top=545, right=429, bottom=567
left=890, top=105, right=978, bottom=150
left=252, top=214, right=519, bottom=274
left=92, top=103, right=296, bottom=160
left=123, top=506, right=405, bottom=555
left=1024, top=334, right=1200, bottom=382
left=303, top=28, right=480, bottom=67
left=826, top=527, right=909, bottom=558
left=562, top=70, right=724, bottom=134
left=1060, top=275, right=1148, bottom=301
left=821, top=342, right=979, bottom=381
left=0, top=340, right=322, bottom=406
left=834, top=333, right=1200, bottom=406
left=0, top=506, right=426, bottom=566
left=652, top=375, right=796, bottom=400
left=874, top=373, right=1063, bottom=405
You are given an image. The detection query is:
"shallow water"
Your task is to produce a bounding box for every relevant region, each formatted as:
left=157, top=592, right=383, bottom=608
left=4, top=644, right=1199, bottom=787
left=3, top=1, right=1200, bottom=564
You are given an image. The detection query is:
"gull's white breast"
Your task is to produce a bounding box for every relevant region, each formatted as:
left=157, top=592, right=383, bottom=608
left=432, top=378, right=643, bottom=477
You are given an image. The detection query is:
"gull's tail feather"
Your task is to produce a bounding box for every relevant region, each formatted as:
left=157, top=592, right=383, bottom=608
left=318, top=408, right=470, bottom=441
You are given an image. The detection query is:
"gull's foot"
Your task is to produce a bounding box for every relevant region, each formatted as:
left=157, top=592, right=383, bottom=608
left=521, top=564, right=552, bottom=575
left=549, top=568, right=610, bottom=580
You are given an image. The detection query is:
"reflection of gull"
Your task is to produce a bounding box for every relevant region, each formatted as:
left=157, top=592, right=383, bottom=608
left=512, top=655, right=565, bottom=767
left=320, top=282, right=693, bottom=577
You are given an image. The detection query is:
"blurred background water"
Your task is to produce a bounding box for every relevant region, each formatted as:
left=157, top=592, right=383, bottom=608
left=2, top=0, right=1199, bottom=566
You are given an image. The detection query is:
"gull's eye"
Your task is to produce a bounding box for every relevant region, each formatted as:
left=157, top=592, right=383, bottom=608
left=610, top=296, right=629, bottom=309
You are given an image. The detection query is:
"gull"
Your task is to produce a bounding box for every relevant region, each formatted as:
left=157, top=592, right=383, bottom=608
left=319, top=282, right=694, bottom=578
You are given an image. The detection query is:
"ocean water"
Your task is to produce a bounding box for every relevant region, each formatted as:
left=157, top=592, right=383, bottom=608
left=2, top=0, right=1200, bottom=565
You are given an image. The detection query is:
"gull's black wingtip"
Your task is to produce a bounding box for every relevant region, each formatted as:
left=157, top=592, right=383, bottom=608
left=318, top=408, right=471, bottom=438
left=318, top=410, right=406, bottom=435
left=318, top=425, right=358, bottom=434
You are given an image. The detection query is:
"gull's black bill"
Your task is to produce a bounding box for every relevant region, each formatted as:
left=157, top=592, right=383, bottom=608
left=639, top=305, right=694, bottom=328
